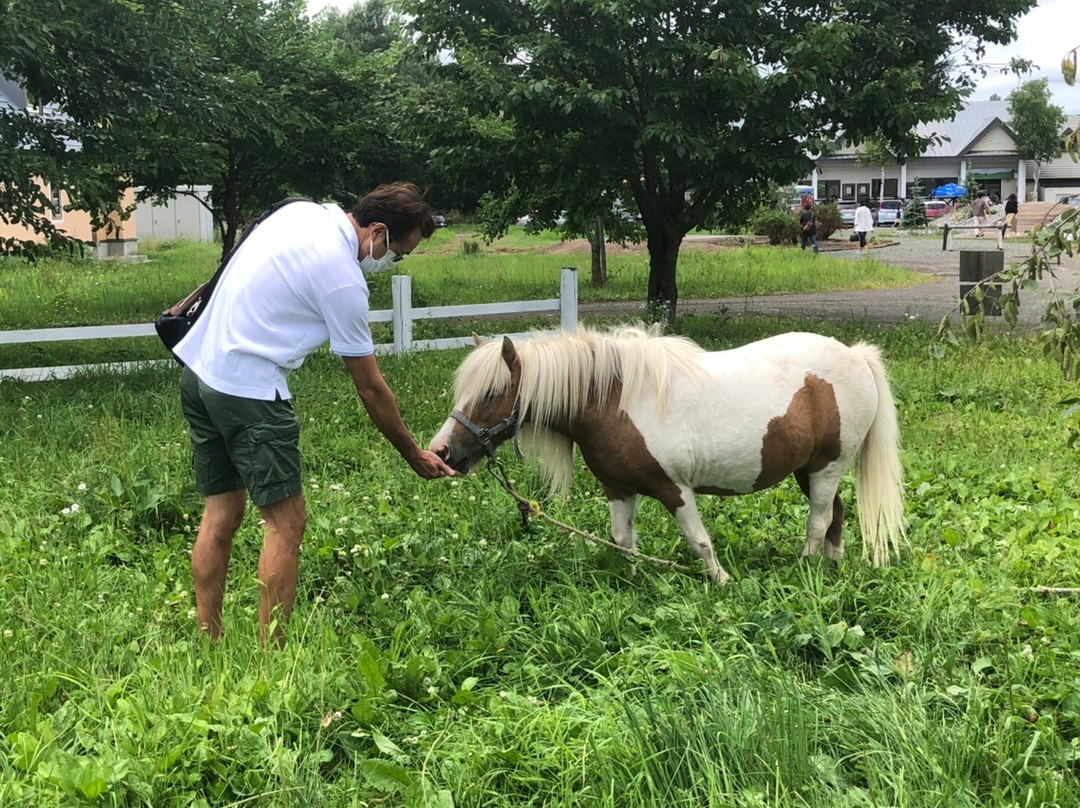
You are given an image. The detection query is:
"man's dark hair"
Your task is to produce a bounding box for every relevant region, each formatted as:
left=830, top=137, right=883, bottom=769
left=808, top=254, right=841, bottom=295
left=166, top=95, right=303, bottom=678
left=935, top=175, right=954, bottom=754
left=351, top=182, right=435, bottom=239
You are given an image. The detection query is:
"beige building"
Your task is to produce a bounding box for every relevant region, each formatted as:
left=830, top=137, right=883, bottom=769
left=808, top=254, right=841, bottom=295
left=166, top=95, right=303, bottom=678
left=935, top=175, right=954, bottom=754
left=810, top=100, right=1080, bottom=203
left=0, top=76, right=139, bottom=257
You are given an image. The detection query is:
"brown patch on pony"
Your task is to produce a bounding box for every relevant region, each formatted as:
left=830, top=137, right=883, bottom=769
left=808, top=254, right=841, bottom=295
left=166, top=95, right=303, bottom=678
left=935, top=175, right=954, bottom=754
left=755, top=373, right=842, bottom=491
left=565, top=386, right=685, bottom=513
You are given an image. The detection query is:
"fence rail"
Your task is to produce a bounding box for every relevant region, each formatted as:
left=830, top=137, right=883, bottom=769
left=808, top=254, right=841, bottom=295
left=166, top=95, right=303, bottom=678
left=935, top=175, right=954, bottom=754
left=0, top=268, right=579, bottom=382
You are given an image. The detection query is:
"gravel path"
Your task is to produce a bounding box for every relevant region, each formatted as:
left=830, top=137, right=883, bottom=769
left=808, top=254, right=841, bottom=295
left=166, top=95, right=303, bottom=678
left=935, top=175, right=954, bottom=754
left=580, top=234, right=1080, bottom=328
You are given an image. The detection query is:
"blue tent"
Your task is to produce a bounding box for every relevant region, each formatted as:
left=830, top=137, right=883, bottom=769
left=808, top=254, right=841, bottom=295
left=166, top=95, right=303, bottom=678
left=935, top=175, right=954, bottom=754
left=929, top=182, right=967, bottom=198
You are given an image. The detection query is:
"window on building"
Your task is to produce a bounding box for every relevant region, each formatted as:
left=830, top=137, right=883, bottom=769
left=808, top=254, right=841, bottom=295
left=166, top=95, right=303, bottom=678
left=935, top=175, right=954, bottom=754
left=49, top=186, right=63, bottom=222
left=871, top=179, right=900, bottom=199
left=817, top=180, right=841, bottom=201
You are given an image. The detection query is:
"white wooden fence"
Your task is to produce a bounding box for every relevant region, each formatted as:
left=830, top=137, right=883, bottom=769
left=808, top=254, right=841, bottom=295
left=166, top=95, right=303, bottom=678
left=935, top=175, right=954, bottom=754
left=0, top=268, right=579, bottom=383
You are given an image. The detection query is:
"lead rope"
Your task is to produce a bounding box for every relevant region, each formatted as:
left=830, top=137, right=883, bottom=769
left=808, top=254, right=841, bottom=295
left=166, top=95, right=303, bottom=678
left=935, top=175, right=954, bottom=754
left=482, top=453, right=696, bottom=576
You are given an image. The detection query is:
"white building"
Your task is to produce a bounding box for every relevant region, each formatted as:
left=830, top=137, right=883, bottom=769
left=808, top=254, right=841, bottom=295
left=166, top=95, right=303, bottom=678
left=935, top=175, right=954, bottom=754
left=810, top=101, right=1080, bottom=203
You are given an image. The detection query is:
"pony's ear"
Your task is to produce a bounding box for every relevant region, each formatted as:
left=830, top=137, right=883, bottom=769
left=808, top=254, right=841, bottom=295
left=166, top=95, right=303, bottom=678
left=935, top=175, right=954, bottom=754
left=472, top=333, right=487, bottom=347
left=501, top=336, right=521, bottom=376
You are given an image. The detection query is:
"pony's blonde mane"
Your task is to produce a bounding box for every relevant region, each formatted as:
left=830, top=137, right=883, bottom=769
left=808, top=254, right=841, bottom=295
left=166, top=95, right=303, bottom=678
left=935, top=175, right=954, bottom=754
left=453, top=325, right=707, bottom=492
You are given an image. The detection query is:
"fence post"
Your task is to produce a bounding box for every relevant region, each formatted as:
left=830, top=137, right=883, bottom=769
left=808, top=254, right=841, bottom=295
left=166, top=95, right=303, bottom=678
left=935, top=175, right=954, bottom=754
left=392, top=274, right=413, bottom=353
left=560, top=267, right=578, bottom=332
left=942, top=224, right=951, bottom=251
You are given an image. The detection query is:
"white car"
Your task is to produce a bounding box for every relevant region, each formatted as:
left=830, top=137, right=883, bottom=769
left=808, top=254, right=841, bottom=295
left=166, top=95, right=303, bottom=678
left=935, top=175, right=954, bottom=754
left=875, top=200, right=904, bottom=227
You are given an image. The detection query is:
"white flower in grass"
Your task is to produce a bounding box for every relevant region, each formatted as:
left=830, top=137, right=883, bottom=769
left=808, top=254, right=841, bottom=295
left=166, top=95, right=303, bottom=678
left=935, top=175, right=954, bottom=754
left=61, top=507, right=71, bottom=515
left=427, top=686, right=437, bottom=696
left=339, top=516, right=349, bottom=523
left=335, top=528, right=344, bottom=536
left=77, top=483, right=87, bottom=492
left=450, top=480, right=459, bottom=488
left=311, top=483, right=320, bottom=491
left=1022, top=644, right=1034, bottom=660
left=412, top=495, right=420, bottom=501
left=451, top=533, right=459, bottom=540
left=330, top=483, right=343, bottom=492
left=380, top=592, right=390, bottom=602
left=2, top=629, right=12, bottom=638
left=350, top=545, right=362, bottom=556
left=187, top=608, right=197, bottom=620
left=478, top=539, right=488, bottom=549
left=70, top=503, right=79, bottom=513
left=39, top=558, right=47, bottom=567
left=468, top=495, right=476, bottom=503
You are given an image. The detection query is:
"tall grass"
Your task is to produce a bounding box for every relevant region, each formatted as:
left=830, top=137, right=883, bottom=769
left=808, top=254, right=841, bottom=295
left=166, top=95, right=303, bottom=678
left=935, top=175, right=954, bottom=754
left=2, top=317, right=1079, bottom=806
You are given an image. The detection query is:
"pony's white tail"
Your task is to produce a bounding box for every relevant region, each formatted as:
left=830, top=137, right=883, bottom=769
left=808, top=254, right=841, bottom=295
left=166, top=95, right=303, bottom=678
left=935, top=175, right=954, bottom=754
left=851, top=342, right=906, bottom=566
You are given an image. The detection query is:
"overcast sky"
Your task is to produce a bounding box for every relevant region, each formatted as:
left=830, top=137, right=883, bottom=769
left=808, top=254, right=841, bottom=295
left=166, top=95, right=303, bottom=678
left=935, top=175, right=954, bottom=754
left=306, top=0, right=1078, bottom=113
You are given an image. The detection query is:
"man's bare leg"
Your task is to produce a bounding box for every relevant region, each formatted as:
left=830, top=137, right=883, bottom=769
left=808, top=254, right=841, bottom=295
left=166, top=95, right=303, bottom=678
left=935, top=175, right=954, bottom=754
left=191, top=489, right=246, bottom=640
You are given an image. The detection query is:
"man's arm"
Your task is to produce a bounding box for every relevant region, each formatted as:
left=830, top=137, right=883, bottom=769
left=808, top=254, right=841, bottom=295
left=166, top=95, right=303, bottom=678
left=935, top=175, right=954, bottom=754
left=342, top=354, right=456, bottom=478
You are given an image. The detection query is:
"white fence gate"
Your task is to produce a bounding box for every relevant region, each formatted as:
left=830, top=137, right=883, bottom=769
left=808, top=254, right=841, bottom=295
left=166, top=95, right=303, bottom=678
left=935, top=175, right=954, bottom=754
left=0, top=269, right=579, bottom=383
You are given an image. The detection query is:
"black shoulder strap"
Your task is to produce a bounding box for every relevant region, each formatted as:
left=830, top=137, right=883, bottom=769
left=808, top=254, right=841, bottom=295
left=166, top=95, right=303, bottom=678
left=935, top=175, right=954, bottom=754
left=202, top=196, right=312, bottom=299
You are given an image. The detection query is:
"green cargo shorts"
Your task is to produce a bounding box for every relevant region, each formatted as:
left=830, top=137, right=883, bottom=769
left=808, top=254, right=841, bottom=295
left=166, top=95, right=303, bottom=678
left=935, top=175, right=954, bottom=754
left=180, top=367, right=302, bottom=507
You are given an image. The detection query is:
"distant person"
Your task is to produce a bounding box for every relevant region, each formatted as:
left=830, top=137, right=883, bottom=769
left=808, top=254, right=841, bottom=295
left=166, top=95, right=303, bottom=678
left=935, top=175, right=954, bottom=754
left=854, top=198, right=873, bottom=254
left=175, top=183, right=457, bottom=646
left=799, top=197, right=818, bottom=254
left=971, top=191, right=990, bottom=237
left=1004, top=193, right=1018, bottom=235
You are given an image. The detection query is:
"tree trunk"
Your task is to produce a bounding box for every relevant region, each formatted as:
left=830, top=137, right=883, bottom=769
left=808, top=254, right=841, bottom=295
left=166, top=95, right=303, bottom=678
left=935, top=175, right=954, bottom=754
left=589, top=216, right=608, bottom=287
left=646, top=226, right=682, bottom=327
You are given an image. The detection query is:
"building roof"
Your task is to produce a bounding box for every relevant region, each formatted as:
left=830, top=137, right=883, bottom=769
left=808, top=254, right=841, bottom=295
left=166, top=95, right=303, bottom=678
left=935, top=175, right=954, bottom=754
left=915, top=100, right=1012, bottom=158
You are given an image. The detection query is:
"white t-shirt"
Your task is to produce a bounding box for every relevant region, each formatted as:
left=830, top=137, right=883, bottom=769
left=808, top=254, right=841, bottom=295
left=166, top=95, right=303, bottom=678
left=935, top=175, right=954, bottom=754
left=175, top=201, right=372, bottom=400
left=854, top=206, right=874, bottom=232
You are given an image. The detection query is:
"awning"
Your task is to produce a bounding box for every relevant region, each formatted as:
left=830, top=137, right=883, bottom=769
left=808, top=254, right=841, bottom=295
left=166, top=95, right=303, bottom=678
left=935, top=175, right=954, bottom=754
left=969, top=170, right=1016, bottom=180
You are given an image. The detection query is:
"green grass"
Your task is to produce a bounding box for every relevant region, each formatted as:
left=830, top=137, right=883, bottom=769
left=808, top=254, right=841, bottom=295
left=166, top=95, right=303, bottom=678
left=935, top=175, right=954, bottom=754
left=0, top=234, right=920, bottom=369
left=2, top=315, right=1080, bottom=806
left=0, top=232, right=919, bottom=329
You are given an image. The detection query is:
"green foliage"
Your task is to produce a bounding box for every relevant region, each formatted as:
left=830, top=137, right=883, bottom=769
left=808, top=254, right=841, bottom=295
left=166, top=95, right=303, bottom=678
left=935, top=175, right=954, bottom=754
left=407, top=0, right=1037, bottom=317
left=1007, top=79, right=1067, bottom=173
left=814, top=203, right=844, bottom=240
left=748, top=207, right=800, bottom=246
left=903, top=178, right=929, bottom=228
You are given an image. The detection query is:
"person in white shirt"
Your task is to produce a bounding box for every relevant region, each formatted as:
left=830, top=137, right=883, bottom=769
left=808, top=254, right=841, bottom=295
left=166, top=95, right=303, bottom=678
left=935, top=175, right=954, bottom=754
left=176, top=182, right=456, bottom=645
left=853, top=199, right=874, bottom=254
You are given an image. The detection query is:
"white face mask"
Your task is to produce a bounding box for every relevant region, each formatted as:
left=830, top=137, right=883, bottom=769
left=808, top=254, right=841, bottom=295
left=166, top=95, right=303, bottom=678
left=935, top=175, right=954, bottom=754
left=359, top=227, right=398, bottom=274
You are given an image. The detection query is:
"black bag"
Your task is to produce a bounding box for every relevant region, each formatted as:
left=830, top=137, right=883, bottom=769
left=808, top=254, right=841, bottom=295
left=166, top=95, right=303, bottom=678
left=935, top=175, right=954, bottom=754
left=155, top=197, right=310, bottom=364
left=849, top=233, right=860, bottom=242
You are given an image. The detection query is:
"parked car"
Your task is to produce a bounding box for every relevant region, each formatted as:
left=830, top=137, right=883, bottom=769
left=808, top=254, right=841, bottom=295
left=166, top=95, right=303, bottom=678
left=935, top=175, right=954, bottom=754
left=875, top=199, right=904, bottom=227
left=432, top=214, right=447, bottom=228
left=1063, top=194, right=1080, bottom=207
left=516, top=214, right=532, bottom=226
left=923, top=200, right=950, bottom=220
left=838, top=202, right=858, bottom=226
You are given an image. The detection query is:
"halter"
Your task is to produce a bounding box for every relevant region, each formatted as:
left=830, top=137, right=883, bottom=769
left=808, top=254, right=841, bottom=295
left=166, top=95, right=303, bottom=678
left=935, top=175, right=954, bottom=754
left=450, top=399, right=524, bottom=460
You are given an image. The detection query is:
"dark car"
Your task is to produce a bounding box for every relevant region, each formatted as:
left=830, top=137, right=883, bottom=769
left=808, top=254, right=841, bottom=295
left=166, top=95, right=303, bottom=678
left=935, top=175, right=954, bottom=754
left=432, top=214, right=447, bottom=228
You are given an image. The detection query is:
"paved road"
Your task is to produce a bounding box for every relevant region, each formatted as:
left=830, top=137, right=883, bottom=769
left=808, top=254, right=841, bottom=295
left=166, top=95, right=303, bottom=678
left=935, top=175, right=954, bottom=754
left=581, top=235, right=1080, bottom=327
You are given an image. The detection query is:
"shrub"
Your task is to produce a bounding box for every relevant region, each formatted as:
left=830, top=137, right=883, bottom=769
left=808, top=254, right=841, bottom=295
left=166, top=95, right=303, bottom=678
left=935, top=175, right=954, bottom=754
left=748, top=207, right=799, bottom=245
left=814, top=203, right=844, bottom=240
left=459, top=239, right=481, bottom=256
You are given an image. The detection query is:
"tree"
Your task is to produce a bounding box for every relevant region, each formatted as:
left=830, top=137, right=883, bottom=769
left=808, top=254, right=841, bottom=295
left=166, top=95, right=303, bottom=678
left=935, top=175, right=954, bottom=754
left=0, top=0, right=429, bottom=259
left=1007, top=78, right=1066, bottom=199
left=408, top=0, right=1038, bottom=322
left=856, top=137, right=899, bottom=208
left=0, top=0, right=211, bottom=253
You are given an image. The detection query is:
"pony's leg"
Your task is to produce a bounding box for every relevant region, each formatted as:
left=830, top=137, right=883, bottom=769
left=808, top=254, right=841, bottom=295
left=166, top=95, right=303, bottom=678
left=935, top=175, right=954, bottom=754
left=670, top=491, right=729, bottom=585
left=605, top=489, right=640, bottom=553
left=795, top=468, right=845, bottom=561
